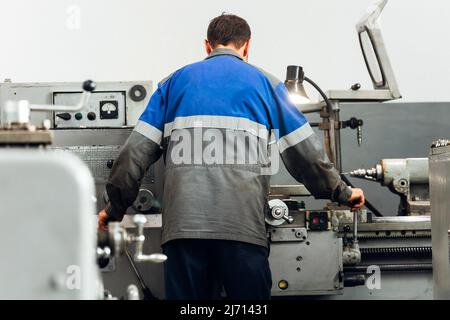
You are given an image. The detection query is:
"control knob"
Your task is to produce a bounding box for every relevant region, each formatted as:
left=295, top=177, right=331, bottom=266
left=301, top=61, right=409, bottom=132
left=56, top=113, right=71, bottom=121
left=87, top=112, right=96, bottom=121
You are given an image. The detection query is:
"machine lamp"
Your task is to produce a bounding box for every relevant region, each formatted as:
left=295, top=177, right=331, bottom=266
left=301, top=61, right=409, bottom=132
left=284, top=65, right=334, bottom=114
left=284, top=66, right=311, bottom=104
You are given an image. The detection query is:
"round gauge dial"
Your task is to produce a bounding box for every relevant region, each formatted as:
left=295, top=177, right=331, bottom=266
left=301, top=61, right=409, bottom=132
left=101, top=102, right=117, bottom=115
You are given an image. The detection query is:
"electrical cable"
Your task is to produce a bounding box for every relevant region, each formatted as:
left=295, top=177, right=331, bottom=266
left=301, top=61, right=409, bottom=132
left=304, top=76, right=334, bottom=111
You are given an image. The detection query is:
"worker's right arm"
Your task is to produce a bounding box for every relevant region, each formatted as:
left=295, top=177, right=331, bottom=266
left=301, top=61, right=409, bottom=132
left=271, top=82, right=364, bottom=208
left=99, top=81, right=169, bottom=229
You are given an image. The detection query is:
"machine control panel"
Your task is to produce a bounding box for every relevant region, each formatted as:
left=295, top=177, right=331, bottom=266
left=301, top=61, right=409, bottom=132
left=53, top=91, right=126, bottom=128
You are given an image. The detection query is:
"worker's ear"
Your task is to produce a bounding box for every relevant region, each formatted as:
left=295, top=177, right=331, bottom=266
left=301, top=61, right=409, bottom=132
left=204, top=39, right=213, bottom=55
left=242, top=39, right=251, bottom=62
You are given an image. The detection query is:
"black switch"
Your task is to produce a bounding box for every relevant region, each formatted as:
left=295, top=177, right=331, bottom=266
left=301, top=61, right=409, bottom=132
left=308, top=211, right=329, bottom=231
left=56, top=113, right=71, bottom=121
left=106, top=159, right=114, bottom=169
left=87, top=112, right=96, bottom=121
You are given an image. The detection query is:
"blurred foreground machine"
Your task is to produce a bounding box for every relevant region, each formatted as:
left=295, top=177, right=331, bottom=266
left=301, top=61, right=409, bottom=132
left=0, top=150, right=100, bottom=299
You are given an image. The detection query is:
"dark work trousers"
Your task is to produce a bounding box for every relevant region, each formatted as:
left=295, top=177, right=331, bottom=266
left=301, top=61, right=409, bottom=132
left=163, top=239, right=272, bottom=300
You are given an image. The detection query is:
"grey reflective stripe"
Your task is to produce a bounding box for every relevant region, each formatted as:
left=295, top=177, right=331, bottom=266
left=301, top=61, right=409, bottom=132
left=250, top=64, right=282, bottom=90
left=159, top=72, right=174, bottom=86
left=278, top=123, right=314, bottom=153
left=164, top=115, right=269, bottom=140
left=134, top=120, right=163, bottom=145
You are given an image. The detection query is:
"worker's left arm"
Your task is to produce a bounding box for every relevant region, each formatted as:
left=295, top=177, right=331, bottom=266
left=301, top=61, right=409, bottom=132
left=98, top=82, right=168, bottom=230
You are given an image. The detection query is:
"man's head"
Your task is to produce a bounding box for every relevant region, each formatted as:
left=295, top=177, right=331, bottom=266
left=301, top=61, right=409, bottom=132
left=205, top=14, right=251, bottom=61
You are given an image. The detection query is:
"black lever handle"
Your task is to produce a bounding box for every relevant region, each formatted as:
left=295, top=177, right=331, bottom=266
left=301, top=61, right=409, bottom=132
left=82, top=80, right=96, bottom=92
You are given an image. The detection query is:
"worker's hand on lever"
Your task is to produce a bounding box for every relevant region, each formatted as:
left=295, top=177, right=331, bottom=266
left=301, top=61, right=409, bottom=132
left=98, top=209, right=109, bottom=231
left=348, top=188, right=365, bottom=211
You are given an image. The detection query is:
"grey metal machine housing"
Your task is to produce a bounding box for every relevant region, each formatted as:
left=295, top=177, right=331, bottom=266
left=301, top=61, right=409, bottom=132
left=349, top=158, right=430, bottom=216
left=429, top=141, right=450, bottom=299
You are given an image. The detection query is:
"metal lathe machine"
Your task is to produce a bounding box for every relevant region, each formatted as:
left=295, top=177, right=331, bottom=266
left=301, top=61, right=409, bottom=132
left=0, top=0, right=449, bottom=299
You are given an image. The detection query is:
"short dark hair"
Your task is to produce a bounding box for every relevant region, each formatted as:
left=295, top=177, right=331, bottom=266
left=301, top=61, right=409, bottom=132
left=207, top=14, right=251, bottom=49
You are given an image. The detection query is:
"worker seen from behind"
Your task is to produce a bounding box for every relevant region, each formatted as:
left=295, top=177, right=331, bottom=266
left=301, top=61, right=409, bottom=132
left=98, top=13, right=365, bottom=300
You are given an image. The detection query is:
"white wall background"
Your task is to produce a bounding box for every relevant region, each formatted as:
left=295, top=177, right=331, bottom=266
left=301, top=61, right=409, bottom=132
left=0, top=0, right=448, bottom=102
